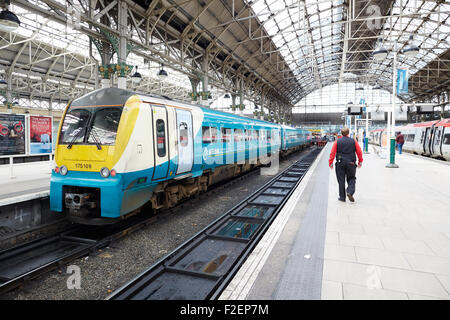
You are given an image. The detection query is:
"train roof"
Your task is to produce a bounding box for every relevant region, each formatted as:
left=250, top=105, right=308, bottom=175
left=369, top=118, right=450, bottom=132
left=68, top=88, right=305, bottom=131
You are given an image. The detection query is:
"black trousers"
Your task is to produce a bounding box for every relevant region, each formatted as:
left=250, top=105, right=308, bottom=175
left=335, top=161, right=357, bottom=200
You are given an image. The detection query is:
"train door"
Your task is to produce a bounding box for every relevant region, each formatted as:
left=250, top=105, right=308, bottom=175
left=152, top=105, right=170, bottom=180
left=442, top=127, right=450, bottom=159
left=432, top=125, right=444, bottom=157
left=175, top=109, right=193, bottom=174
left=423, top=127, right=431, bottom=154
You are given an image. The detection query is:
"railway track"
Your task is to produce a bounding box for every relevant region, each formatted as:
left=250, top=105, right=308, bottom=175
left=108, top=146, right=323, bottom=300
left=0, top=147, right=312, bottom=297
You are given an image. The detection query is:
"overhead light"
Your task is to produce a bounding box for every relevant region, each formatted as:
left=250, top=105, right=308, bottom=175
left=224, top=93, right=230, bottom=99
left=355, top=86, right=364, bottom=91
left=0, top=9, right=20, bottom=32
left=0, top=79, right=7, bottom=89
left=131, top=66, right=142, bottom=85
left=157, top=65, right=168, bottom=78
left=373, top=85, right=382, bottom=90
left=373, top=38, right=388, bottom=60
left=403, top=35, right=420, bottom=57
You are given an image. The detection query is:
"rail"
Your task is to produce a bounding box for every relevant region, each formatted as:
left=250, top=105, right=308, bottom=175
left=108, top=146, right=323, bottom=300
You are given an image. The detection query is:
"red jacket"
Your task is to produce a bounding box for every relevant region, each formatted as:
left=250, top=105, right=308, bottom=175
left=396, top=134, right=405, bottom=144
left=329, top=139, right=363, bottom=167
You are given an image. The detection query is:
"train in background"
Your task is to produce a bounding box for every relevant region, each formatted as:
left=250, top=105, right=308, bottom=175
left=369, top=118, right=450, bottom=161
left=50, top=88, right=312, bottom=225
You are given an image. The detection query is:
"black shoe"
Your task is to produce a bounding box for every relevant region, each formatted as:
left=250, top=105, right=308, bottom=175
left=338, top=198, right=346, bottom=202
left=347, top=194, right=355, bottom=202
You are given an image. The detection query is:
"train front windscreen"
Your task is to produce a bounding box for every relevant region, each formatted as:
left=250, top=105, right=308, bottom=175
left=59, top=106, right=123, bottom=147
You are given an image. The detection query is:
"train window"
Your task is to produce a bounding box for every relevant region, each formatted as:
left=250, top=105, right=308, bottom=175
left=202, top=126, right=213, bottom=144
left=435, top=130, right=442, bottom=145
left=156, top=119, right=166, bottom=157
left=211, top=126, right=218, bottom=143
left=87, top=107, right=123, bottom=145
left=259, top=130, right=266, bottom=141
left=221, top=127, right=231, bottom=143
left=253, top=130, right=259, bottom=141
left=234, top=129, right=243, bottom=142
left=179, top=122, right=188, bottom=147
left=59, top=108, right=91, bottom=144
left=444, top=133, right=450, bottom=145
left=244, top=129, right=251, bottom=141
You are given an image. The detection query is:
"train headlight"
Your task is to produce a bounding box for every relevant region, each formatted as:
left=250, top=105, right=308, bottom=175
left=100, top=167, right=110, bottom=178
left=60, top=165, right=68, bottom=176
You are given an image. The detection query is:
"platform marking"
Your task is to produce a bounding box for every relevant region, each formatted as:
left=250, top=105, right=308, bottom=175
left=273, top=147, right=330, bottom=299
left=0, top=190, right=50, bottom=207
left=219, top=147, right=327, bottom=300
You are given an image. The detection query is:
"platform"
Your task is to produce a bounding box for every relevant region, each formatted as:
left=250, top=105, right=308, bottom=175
left=0, top=161, right=51, bottom=206
left=220, top=143, right=450, bottom=300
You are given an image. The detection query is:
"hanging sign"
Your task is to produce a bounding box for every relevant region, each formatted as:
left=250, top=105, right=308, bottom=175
left=397, top=68, right=408, bottom=94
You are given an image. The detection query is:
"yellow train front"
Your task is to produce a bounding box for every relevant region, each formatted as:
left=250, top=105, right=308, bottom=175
left=51, top=88, right=148, bottom=224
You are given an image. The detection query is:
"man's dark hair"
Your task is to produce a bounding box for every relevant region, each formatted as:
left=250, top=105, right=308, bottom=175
left=341, top=127, right=350, bottom=136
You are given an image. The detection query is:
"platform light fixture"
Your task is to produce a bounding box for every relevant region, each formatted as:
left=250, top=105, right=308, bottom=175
left=224, top=93, right=230, bottom=99
left=131, top=65, right=142, bottom=85
left=402, top=35, right=420, bottom=57
left=372, top=84, right=382, bottom=90
left=373, top=39, right=388, bottom=61
left=157, top=64, right=168, bottom=78
left=0, top=0, right=20, bottom=32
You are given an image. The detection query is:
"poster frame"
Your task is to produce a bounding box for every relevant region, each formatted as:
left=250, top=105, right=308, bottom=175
left=0, top=112, right=28, bottom=159
left=27, top=114, right=54, bottom=156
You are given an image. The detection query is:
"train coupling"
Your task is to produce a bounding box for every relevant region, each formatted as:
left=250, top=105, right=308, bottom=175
left=65, top=193, right=96, bottom=210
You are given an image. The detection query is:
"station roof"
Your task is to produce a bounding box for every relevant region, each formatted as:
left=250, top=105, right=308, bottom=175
left=1, top=0, right=449, bottom=109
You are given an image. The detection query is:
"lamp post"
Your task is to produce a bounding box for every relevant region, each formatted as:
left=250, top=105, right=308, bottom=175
left=373, top=35, right=419, bottom=168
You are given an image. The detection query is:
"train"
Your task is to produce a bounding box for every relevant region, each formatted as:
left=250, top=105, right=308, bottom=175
left=368, top=118, right=450, bottom=161
left=50, top=88, right=312, bottom=225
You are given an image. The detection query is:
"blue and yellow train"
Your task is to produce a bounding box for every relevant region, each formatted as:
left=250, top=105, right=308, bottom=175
left=50, top=88, right=311, bottom=224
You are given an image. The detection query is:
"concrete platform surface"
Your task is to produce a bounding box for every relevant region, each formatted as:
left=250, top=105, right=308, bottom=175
left=0, top=161, right=51, bottom=206
left=322, top=145, right=450, bottom=300
left=220, top=143, right=450, bottom=300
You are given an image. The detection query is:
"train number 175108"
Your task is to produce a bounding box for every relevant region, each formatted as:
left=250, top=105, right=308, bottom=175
left=75, top=163, right=92, bottom=169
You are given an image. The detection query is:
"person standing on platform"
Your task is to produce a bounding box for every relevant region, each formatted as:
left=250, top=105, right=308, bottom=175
left=396, top=132, right=405, bottom=155
left=329, top=128, right=363, bottom=202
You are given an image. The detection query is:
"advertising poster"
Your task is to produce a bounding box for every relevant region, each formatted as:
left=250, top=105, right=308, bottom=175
left=29, top=115, right=52, bottom=155
left=0, top=113, right=26, bottom=156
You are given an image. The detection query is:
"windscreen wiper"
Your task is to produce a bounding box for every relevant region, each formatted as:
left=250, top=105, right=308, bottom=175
left=67, top=127, right=87, bottom=149
left=88, top=127, right=102, bottom=150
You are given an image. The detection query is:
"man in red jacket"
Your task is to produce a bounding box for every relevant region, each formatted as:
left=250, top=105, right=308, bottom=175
left=329, top=128, right=363, bottom=202
left=396, top=132, right=405, bottom=154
